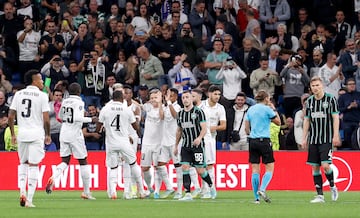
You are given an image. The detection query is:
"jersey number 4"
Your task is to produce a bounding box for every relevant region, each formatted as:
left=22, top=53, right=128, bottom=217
left=111, top=114, right=121, bottom=131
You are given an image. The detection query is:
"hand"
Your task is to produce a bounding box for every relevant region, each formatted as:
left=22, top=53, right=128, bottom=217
left=180, top=53, right=187, bottom=62
left=45, top=135, right=52, bottom=145
left=91, top=116, right=98, bottom=123
left=193, top=137, right=201, bottom=147
left=165, top=89, right=171, bottom=102
left=301, top=140, right=307, bottom=150
left=173, top=146, right=178, bottom=156
left=143, top=73, right=152, bottom=80
left=222, top=142, right=227, bottom=149
left=0, top=51, right=6, bottom=58
left=332, top=135, right=341, bottom=147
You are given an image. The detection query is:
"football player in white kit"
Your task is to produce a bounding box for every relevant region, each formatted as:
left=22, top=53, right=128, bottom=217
left=9, top=70, right=51, bottom=208
left=98, top=90, right=147, bottom=199
left=45, top=83, right=98, bottom=200
left=193, top=86, right=226, bottom=199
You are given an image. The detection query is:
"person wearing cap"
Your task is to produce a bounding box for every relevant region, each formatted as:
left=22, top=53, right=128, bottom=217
left=280, top=54, right=310, bottom=118
left=245, top=90, right=280, bottom=204
left=40, top=55, right=70, bottom=91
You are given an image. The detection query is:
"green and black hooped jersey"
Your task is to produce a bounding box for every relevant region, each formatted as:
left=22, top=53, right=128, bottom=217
left=177, top=106, right=206, bottom=148
left=304, top=93, right=339, bottom=145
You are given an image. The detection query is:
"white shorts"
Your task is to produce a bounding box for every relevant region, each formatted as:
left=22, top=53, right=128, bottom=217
left=204, top=137, right=216, bottom=165
left=157, top=145, right=172, bottom=163
left=107, top=142, right=137, bottom=169
left=140, top=145, right=159, bottom=167
left=18, top=139, right=45, bottom=164
left=129, top=133, right=139, bottom=152
left=60, top=137, right=87, bottom=159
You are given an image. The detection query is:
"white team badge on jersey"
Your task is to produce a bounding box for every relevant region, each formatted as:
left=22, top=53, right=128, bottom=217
left=322, top=101, right=329, bottom=109
left=191, top=113, right=197, bottom=119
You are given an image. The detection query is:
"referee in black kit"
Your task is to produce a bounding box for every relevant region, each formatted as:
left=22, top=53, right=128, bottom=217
left=244, top=90, right=280, bottom=204
left=174, top=90, right=216, bottom=201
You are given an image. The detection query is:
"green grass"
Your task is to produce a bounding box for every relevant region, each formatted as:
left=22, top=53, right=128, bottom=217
left=1, top=191, right=360, bottom=218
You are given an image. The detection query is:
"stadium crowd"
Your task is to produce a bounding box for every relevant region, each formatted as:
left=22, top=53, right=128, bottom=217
left=0, top=0, right=360, bottom=152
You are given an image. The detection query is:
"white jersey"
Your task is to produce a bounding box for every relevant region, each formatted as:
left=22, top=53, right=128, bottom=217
left=127, top=102, right=140, bottom=135
left=10, top=86, right=50, bottom=142
left=142, top=102, right=163, bottom=146
left=99, top=101, right=136, bottom=148
left=17, top=30, right=41, bottom=61
left=59, top=95, right=92, bottom=142
left=199, top=100, right=226, bottom=139
left=161, top=101, right=181, bottom=146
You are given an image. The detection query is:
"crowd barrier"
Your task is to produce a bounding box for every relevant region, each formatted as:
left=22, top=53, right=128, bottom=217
left=0, top=151, right=359, bottom=191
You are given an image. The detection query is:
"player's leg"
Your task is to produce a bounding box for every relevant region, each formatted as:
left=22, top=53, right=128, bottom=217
left=193, top=146, right=215, bottom=199
left=17, top=142, right=29, bottom=206
left=129, top=133, right=139, bottom=198
left=107, top=151, right=120, bottom=199
left=46, top=141, right=72, bottom=193
left=306, top=144, right=324, bottom=203
left=157, top=146, right=174, bottom=198
left=320, top=143, right=338, bottom=201
left=141, top=145, right=153, bottom=193
left=172, top=144, right=183, bottom=198
left=122, top=160, right=132, bottom=199
left=178, top=147, right=193, bottom=201
left=26, top=140, right=45, bottom=207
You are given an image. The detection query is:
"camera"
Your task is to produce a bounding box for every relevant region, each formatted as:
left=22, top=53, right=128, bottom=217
left=84, top=54, right=93, bottom=59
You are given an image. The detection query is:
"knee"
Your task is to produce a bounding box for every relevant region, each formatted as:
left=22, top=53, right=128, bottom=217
left=78, top=158, right=88, bottom=165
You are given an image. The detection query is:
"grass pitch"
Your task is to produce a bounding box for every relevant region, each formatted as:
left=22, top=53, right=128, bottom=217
left=1, top=190, right=360, bottom=218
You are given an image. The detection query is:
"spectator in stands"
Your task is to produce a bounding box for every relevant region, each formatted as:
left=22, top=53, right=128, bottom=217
left=69, top=1, right=86, bottom=30
left=298, top=25, right=313, bottom=50
left=273, top=23, right=292, bottom=50
left=280, top=54, right=310, bottom=118
left=106, top=21, right=130, bottom=62
left=294, top=93, right=310, bottom=150
left=59, top=13, right=77, bottom=66
left=247, top=20, right=272, bottom=55
left=0, top=68, right=12, bottom=95
left=137, top=45, right=164, bottom=88
left=236, top=0, right=259, bottom=39
left=216, top=56, right=246, bottom=108
left=39, top=19, right=65, bottom=63
left=250, top=56, right=282, bottom=98
left=268, top=44, right=286, bottom=75
left=17, top=18, right=41, bottom=82
left=49, top=89, right=62, bottom=150
left=128, top=3, right=153, bottom=34
left=82, top=104, right=102, bottom=150
left=0, top=34, right=16, bottom=81
left=188, top=0, right=215, bottom=39
left=166, top=1, right=188, bottom=25
left=101, top=73, right=117, bottom=106
left=308, top=48, right=325, bottom=78
left=307, top=24, right=333, bottom=58
left=222, top=34, right=238, bottom=59
left=338, top=38, right=360, bottom=80
left=0, top=111, right=8, bottom=151
left=352, top=11, right=360, bottom=38
left=204, top=38, right=229, bottom=85
left=338, top=78, right=360, bottom=150
left=17, top=0, right=40, bottom=29
left=135, top=84, right=149, bottom=104
left=168, top=11, right=182, bottom=36
left=66, top=22, right=94, bottom=64
left=78, top=50, right=106, bottom=109
left=335, top=10, right=351, bottom=40
left=118, top=55, right=140, bottom=89
left=259, top=0, right=291, bottom=37
left=289, top=8, right=316, bottom=39
left=234, top=37, right=261, bottom=97
left=40, top=55, right=70, bottom=91
left=178, top=22, right=200, bottom=68
left=318, top=53, right=344, bottom=99
left=94, top=41, right=110, bottom=70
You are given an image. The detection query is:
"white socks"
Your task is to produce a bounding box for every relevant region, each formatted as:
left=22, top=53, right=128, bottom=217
left=18, top=164, right=28, bottom=196
left=176, top=166, right=183, bottom=194
left=143, top=169, right=152, bottom=191
left=27, top=166, right=39, bottom=203
left=122, top=162, right=131, bottom=194
left=53, top=162, right=68, bottom=180
left=109, top=167, right=118, bottom=196
left=158, top=165, right=172, bottom=190
left=80, top=165, right=90, bottom=194
left=130, top=164, right=145, bottom=194
left=190, top=167, right=200, bottom=190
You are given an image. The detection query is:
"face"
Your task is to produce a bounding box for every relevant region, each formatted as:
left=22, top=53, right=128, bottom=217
left=117, top=22, right=125, bottom=33
left=172, top=13, right=180, bottom=24
left=243, top=39, right=252, bottom=52
left=90, top=51, right=99, bottom=62
left=106, top=76, right=116, bottom=86
left=223, top=36, right=232, bottom=47
left=312, top=51, right=322, bottom=62
left=346, top=41, right=356, bottom=52
left=172, top=2, right=181, bottom=12
left=277, top=25, right=285, bottom=35
left=182, top=92, right=193, bottom=107
left=213, top=41, right=223, bottom=52
left=109, top=20, right=117, bottom=29
left=69, top=63, right=78, bottom=72
left=260, top=60, right=269, bottom=70
left=208, top=90, right=221, bottom=103
left=346, top=80, right=356, bottom=92
left=169, top=90, right=177, bottom=102
left=95, top=29, right=104, bottom=39
left=192, top=92, right=202, bottom=105
left=53, top=91, right=63, bottom=102
left=89, top=0, right=98, bottom=12
left=316, top=27, right=324, bottom=37
left=195, top=3, right=205, bottom=13
left=269, top=49, right=279, bottom=58
left=4, top=3, right=13, bottom=17
left=78, top=24, right=88, bottom=34
left=140, top=5, right=147, bottom=16
left=310, top=80, right=323, bottom=95
left=298, top=9, right=307, bottom=22
left=235, top=96, right=246, bottom=107
left=0, top=92, right=5, bottom=105
left=149, top=91, right=161, bottom=106
left=111, top=5, right=119, bottom=15
left=94, top=44, right=103, bottom=54
left=88, top=106, right=97, bottom=116
left=24, top=19, right=33, bottom=29
left=46, top=22, right=56, bottom=34
left=336, top=11, right=345, bottom=22
left=162, top=29, right=172, bottom=40
left=123, top=88, right=133, bottom=100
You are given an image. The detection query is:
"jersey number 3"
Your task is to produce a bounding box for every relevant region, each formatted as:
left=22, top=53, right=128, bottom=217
left=21, top=99, right=32, bottom=118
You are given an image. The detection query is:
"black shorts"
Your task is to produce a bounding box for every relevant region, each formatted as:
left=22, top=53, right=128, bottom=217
left=307, top=143, right=333, bottom=166
left=248, top=138, right=275, bottom=164
left=180, top=146, right=206, bottom=167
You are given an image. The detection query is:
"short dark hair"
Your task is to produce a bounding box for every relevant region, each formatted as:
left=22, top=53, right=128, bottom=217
left=346, top=78, right=356, bottom=84
left=236, top=92, right=247, bottom=98
left=24, top=69, right=40, bottom=86
left=208, top=85, right=221, bottom=93
left=68, top=82, right=82, bottom=95
left=259, top=56, right=269, bottom=61
left=113, top=90, right=123, bottom=100
left=123, top=84, right=133, bottom=90
left=169, top=88, right=179, bottom=95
